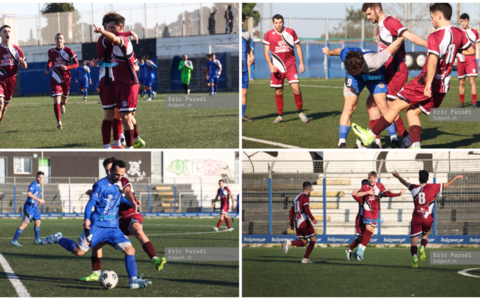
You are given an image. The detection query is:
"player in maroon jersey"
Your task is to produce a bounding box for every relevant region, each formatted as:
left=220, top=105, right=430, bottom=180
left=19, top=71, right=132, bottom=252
left=353, top=3, right=475, bottom=149
left=0, top=25, right=27, bottom=124
left=263, top=14, right=308, bottom=124
left=283, top=182, right=318, bottom=263
left=211, top=179, right=236, bottom=232
left=362, top=3, right=428, bottom=148
left=457, top=13, right=480, bottom=108
left=391, top=170, right=464, bottom=268
left=347, top=179, right=368, bottom=260
left=45, top=33, right=79, bottom=129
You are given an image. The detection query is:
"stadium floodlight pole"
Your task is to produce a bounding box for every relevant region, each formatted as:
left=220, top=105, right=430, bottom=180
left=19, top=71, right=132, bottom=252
left=325, top=19, right=329, bottom=80
left=268, top=162, right=272, bottom=236
left=148, top=177, right=151, bottom=213
left=68, top=177, right=71, bottom=213
left=13, top=176, right=16, bottom=213
left=361, top=18, right=365, bottom=49
left=323, top=160, right=329, bottom=237
left=80, top=11, right=84, bottom=43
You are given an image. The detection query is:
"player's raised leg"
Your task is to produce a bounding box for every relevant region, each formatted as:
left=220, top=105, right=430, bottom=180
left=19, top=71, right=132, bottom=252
left=364, top=96, right=382, bottom=148
left=130, top=221, right=167, bottom=271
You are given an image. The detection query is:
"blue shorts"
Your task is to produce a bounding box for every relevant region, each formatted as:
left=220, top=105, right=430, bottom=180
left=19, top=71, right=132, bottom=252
left=242, top=72, right=249, bottom=89
left=78, top=80, right=89, bottom=90
left=344, top=73, right=388, bottom=97
left=78, top=224, right=131, bottom=252
left=143, top=77, right=154, bottom=87
left=138, top=78, right=145, bottom=86
left=209, top=77, right=219, bottom=85
left=22, top=206, right=41, bottom=223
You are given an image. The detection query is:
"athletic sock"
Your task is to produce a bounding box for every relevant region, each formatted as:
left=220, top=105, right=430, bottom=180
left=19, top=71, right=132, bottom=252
left=386, top=122, right=398, bottom=141
left=12, top=228, right=23, bottom=242
left=369, top=120, right=381, bottom=139
left=225, top=217, right=231, bottom=228
left=34, top=226, right=40, bottom=240
left=371, top=116, right=392, bottom=137
left=133, top=123, right=139, bottom=139
left=411, top=245, right=418, bottom=256
left=473, top=94, right=477, bottom=105
left=216, top=219, right=223, bottom=228
left=291, top=240, right=305, bottom=247
left=242, top=104, right=246, bottom=117
left=460, top=94, right=465, bottom=104
left=91, top=256, right=102, bottom=271
left=275, top=94, right=284, bottom=115
left=148, top=89, right=152, bottom=98
left=210, top=85, right=214, bottom=95
left=141, top=90, right=145, bottom=97
left=394, top=117, right=409, bottom=139
left=54, top=103, right=61, bottom=122
left=421, top=239, right=428, bottom=248
left=59, top=238, right=77, bottom=253
left=125, top=255, right=138, bottom=282
left=125, top=130, right=134, bottom=148
left=349, top=238, right=360, bottom=251
left=360, top=230, right=373, bottom=248
left=83, top=90, right=87, bottom=98
left=409, top=125, right=422, bottom=148
left=142, top=241, right=157, bottom=259
left=304, top=240, right=316, bottom=259
left=102, top=120, right=112, bottom=146
left=339, top=125, right=350, bottom=145
left=294, top=93, right=303, bottom=111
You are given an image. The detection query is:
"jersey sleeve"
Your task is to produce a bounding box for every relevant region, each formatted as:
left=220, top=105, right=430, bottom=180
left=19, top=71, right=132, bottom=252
left=434, top=183, right=443, bottom=195
left=291, top=29, right=300, bottom=44
left=28, top=182, right=36, bottom=194
left=352, top=194, right=363, bottom=204
left=427, top=33, right=441, bottom=57
left=475, top=29, right=480, bottom=43
left=16, top=46, right=26, bottom=61
left=85, top=182, right=101, bottom=220
left=119, top=36, right=130, bottom=52
left=385, top=17, right=407, bottom=36
left=378, top=183, right=386, bottom=193
left=263, top=32, right=270, bottom=45
left=408, top=184, right=417, bottom=191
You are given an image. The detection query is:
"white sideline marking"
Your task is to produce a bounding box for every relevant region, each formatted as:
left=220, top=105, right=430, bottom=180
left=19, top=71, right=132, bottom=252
left=242, top=136, right=302, bottom=149
left=0, top=253, right=31, bottom=297
left=249, top=81, right=343, bottom=89
left=458, top=268, right=480, bottom=278
left=10, top=100, right=165, bottom=107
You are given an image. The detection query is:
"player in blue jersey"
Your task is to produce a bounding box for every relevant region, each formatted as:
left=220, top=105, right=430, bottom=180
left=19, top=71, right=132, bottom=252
left=242, top=13, right=255, bottom=122
left=322, top=36, right=405, bottom=149
left=11, top=171, right=45, bottom=246
left=203, top=54, right=212, bottom=88
left=137, top=58, right=146, bottom=98
left=207, top=53, right=222, bottom=96
left=143, top=55, right=157, bottom=101
left=57, top=159, right=152, bottom=289
left=76, top=60, right=92, bottom=101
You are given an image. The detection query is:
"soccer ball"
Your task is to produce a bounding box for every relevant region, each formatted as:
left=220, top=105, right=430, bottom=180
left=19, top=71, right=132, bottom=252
left=99, top=270, right=118, bottom=290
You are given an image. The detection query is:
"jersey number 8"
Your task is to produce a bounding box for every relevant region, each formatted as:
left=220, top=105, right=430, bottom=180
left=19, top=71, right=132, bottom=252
left=418, top=192, right=426, bottom=205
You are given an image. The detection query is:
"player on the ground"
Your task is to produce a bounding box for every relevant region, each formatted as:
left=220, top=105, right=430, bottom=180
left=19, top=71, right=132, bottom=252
left=11, top=171, right=45, bottom=246
left=362, top=3, right=428, bottom=148
left=242, top=13, right=255, bottom=122
left=45, top=33, right=79, bottom=130
left=283, top=182, right=317, bottom=263
left=206, top=53, right=222, bottom=96
left=57, top=159, right=152, bottom=289
left=352, top=4, right=475, bottom=149
left=76, top=60, right=92, bottom=101
left=0, top=25, right=27, bottom=123
left=211, top=179, right=235, bottom=232
left=346, top=179, right=368, bottom=260
left=94, top=13, right=145, bottom=149
left=179, top=54, right=193, bottom=95
left=391, top=170, right=464, bottom=268
left=264, top=14, right=308, bottom=123
left=323, top=36, right=405, bottom=148
left=457, top=13, right=480, bottom=108
left=137, top=57, right=146, bottom=98
left=143, top=55, right=157, bottom=101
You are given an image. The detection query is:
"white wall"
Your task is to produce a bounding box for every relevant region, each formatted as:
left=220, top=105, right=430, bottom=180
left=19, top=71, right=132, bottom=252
left=22, top=43, right=83, bottom=63
left=156, top=34, right=238, bottom=58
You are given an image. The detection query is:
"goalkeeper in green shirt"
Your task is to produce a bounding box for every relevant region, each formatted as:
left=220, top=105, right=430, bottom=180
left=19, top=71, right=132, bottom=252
left=179, top=55, right=193, bottom=95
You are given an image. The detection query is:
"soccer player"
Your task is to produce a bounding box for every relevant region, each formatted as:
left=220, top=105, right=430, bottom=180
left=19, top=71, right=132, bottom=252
left=211, top=179, right=235, bottom=232
left=143, top=55, right=157, bottom=101
left=391, top=170, right=464, bottom=268
left=352, top=4, right=475, bottom=149
left=179, top=54, right=193, bottom=95
left=137, top=57, right=146, bottom=98
left=94, top=14, right=145, bottom=149
left=11, top=171, right=45, bottom=246
left=347, top=179, right=368, bottom=260
left=322, top=36, right=405, bottom=148
left=242, top=13, right=255, bottom=122
left=57, top=159, right=152, bottom=289
left=203, top=54, right=211, bottom=88
left=362, top=3, right=428, bottom=148
left=354, top=171, right=405, bottom=260
left=264, top=14, right=308, bottom=124
left=45, top=33, right=79, bottom=130
left=0, top=25, right=27, bottom=123
left=457, top=13, right=480, bottom=108
left=76, top=60, right=92, bottom=101
left=283, top=182, right=317, bottom=263
left=207, top=53, right=222, bottom=96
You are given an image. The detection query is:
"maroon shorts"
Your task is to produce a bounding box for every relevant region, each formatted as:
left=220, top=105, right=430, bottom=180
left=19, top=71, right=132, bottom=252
left=397, top=79, right=446, bottom=115
left=295, top=221, right=316, bottom=240
left=119, top=213, right=144, bottom=237
left=457, top=59, right=478, bottom=79
left=386, top=71, right=408, bottom=101
left=0, top=77, right=16, bottom=103
left=221, top=202, right=229, bottom=214
left=114, top=81, right=139, bottom=113
left=355, top=214, right=366, bottom=236
left=410, top=214, right=433, bottom=237
left=50, top=79, right=71, bottom=98
left=99, top=84, right=116, bottom=110
left=362, top=210, right=379, bottom=227
left=270, top=65, right=299, bottom=88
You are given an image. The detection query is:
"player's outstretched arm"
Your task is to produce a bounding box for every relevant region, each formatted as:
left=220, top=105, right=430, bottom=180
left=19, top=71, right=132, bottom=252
left=443, top=175, right=465, bottom=189
left=355, top=190, right=374, bottom=197
left=423, top=54, right=438, bottom=97
left=391, top=170, right=410, bottom=187
left=322, top=47, right=341, bottom=56
left=383, top=189, right=406, bottom=197
left=93, top=24, right=122, bottom=46
left=385, top=36, right=405, bottom=56
left=295, top=43, right=305, bottom=74
left=402, top=30, right=427, bottom=48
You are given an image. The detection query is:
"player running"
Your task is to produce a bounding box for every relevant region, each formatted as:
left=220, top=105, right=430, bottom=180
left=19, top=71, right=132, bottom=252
left=211, top=179, right=235, bottom=232
left=179, top=54, right=193, bottom=95
left=362, top=3, right=428, bottom=148
left=143, top=55, right=157, bottom=101
left=457, top=13, right=480, bottom=108
left=264, top=14, right=308, bottom=123
left=207, top=53, right=222, bottom=96
left=11, top=171, right=45, bottom=246
left=45, top=33, right=79, bottom=130
left=352, top=4, right=475, bottom=149
left=391, top=170, right=464, bottom=268
left=283, top=182, right=317, bottom=263
left=242, top=13, right=255, bottom=122
left=0, top=25, right=27, bottom=123
left=57, top=159, right=152, bottom=289
left=76, top=60, right=92, bottom=101
left=347, top=179, right=368, bottom=260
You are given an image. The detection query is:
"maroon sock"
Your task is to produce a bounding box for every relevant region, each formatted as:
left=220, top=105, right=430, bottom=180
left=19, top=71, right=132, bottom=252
left=369, top=120, right=381, bottom=139
left=275, top=94, right=284, bottom=115
left=291, top=240, right=305, bottom=247
left=421, top=239, right=428, bottom=248
left=112, top=118, right=122, bottom=141
left=304, top=240, right=316, bottom=259
left=360, top=230, right=373, bottom=247
left=372, top=116, right=392, bottom=136
left=395, top=116, right=409, bottom=139
left=91, top=256, right=102, bottom=271
left=409, top=125, right=422, bottom=148
left=473, top=94, right=477, bottom=105
left=216, top=219, right=223, bottom=228
left=124, top=130, right=134, bottom=147
left=133, top=123, right=139, bottom=139
left=411, top=245, right=418, bottom=256
left=54, top=103, right=61, bottom=122
left=142, top=241, right=157, bottom=259
left=225, top=217, right=231, bottom=228
left=460, top=94, right=465, bottom=103
left=294, top=93, right=303, bottom=111
left=349, top=238, right=360, bottom=251
left=101, top=120, right=112, bottom=145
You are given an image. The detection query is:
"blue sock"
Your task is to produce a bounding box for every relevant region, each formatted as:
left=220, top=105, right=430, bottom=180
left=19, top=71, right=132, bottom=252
left=59, top=238, right=77, bottom=253
left=141, top=90, right=145, bottom=97
left=210, top=85, right=214, bottom=94
left=84, top=90, right=88, bottom=98
left=125, top=255, right=137, bottom=281
left=242, top=104, right=246, bottom=117
left=386, top=123, right=397, bottom=138
left=339, top=125, right=350, bottom=140
left=214, top=85, right=217, bottom=93
left=12, top=228, right=23, bottom=242
left=148, top=89, right=152, bottom=98
left=34, top=227, right=40, bottom=240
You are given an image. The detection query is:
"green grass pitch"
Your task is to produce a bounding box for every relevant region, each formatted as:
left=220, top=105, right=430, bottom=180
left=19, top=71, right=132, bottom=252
left=242, top=247, right=480, bottom=297
left=0, top=218, right=238, bottom=297
left=242, top=78, right=480, bottom=149
left=0, top=92, right=239, bottom=149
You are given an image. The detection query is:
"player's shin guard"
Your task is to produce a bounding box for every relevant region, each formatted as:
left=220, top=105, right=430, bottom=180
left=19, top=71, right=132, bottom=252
left=460, top=94, right=465, bottom=104
left=304, top=240, right=316, bottom=259
left=102, top=120, right=113, bottom=147
left=12, top=228, right=23, bottom=242
left=133, top=123, right=139, bottom=139
left=125, top=255, right=138, bottom=281
left=242, top=104, right=246, bottom=117
left=92, top=256, right=102, bottom=272
left=371, top=116, right=392, bottom=137
left=225, top=217, right=231, bottom=228
left=473, top=94, right=477, bottom=105
left=394, top=116, right=409, bottom=139
left=142, top=241, right=157, bottom=259
left=360, top=230, right=373, bottom=249
left=409, top=125, right=422, bottom=148
left=59, top=238, right=77, bottom=253
left=386, top=123, right=398, bottom=141
left=410, top=245, right=418, bottom=257
left=294, top=93, right=303, bottom=112
left=112, top=118, right=122, bottom=142
left=275, top=94, right=284, bottom=115
left=125, top=130, right=134, bottom=148
left=216, top=219, right=223, bottom=228
left=148, top=89, right=152, bottom=98
left=339, top=125, right=350, bottom=145
left=214, top=84, right=218, bottom=93
left=421, top=238, right=428, bottom=248
left=291, top=240, right=305, bottom=247
left=349, top=237, right=360, bottom=251
left=54, top=103, right=61, bottom=122
left=34, top=226, right=40, bottom=240
left=84, top=90, right=88, bottom=98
